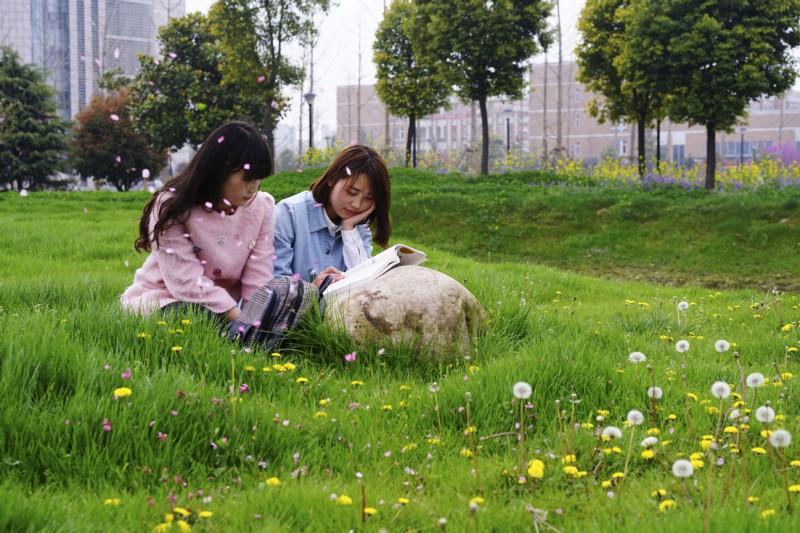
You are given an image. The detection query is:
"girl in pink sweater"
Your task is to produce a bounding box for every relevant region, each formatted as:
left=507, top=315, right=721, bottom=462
left=121, top=121, right=275, bottom=323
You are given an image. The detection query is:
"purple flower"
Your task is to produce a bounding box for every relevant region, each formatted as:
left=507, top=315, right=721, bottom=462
left=344, top=352, right=357, bottom=363
left=102, top=419, right=112, bottom=432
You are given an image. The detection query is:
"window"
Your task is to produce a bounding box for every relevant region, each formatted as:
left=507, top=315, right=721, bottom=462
left=574, top=87, right=580, bottom=103
left=575, top=116, right=580, bottom=129
left=619, top=140, right=627, bottom=157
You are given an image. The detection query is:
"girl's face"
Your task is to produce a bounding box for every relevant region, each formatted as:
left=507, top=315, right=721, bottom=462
left=218, top=169, right=261, bottom=210
left=325, top=174, right=374, bottom=224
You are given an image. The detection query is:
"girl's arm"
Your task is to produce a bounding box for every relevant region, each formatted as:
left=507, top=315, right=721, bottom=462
left=341, top=227, right=371, bottom=269
left=272, top=201, right=297, bottom=277
left=239, top=193, right=275, bottom=305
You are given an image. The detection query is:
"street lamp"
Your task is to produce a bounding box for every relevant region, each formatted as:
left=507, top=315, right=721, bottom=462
left=303, top=92, right=316, bottom=149
left=739, top=126, right=746, bottom=166
left=502, top=108, right=513, bottom=155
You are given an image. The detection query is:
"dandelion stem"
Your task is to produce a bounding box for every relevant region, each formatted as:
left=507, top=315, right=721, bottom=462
left=622, top=427, right=636, bottom=478
left=681, top=374, right=696, bottom=442
left=434, top=392, right=443, bottom=438
left=776, top=448, right=793, bottom=510
left=519, top=399, right=526, bottom=471
left=361, top=483, right=366, bottom=524
left=465, top=394, right=483, bottom=494
left=703, top=450, right=714, bottom=533
left=682, top=479, right=691, bottom=503
left=230, top=350, right=236, bottom=421
left=648, top=365, right=658, bottom=427
left=734, top=352, right=746, bottom=405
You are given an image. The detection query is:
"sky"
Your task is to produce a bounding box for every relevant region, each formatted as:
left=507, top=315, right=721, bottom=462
left=183, top=0, right=586, bottom=138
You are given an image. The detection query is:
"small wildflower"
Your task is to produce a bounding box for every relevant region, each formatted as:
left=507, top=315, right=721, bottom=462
left=641, top=449, right=656, bottom=459
left=527, top=459, right=545, bottom=479
left=751, top=447, right=767, bottom=455
left=113, top=387, right=132, bottom=398
left=364, top=507, right=377, bottom=516
left=295, top=377, right=308, bottom=384
left=652, top=488, right=667, bottom=497
left=760, top=509, right=776, bottom=519
left=266, top=477, right=281, bottom=486
left=104, top=498, right=121, bottom=506
left=171, top=346, right=182, bottom=352
left=659, top=500, right=677, bottom=513
left=335, top=495, right=353, bottom=505
left=469, top=496, right=485, bottom=505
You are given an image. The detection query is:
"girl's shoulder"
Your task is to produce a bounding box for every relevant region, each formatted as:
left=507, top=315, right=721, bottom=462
left=277, top=190, right=313, bottom=207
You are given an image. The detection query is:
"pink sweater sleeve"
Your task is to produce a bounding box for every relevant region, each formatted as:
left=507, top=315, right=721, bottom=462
left=239, top=192, right=275, bottom=305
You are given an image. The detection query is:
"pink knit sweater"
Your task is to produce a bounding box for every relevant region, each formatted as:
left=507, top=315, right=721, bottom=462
left=121, top=191, right=275, bottom=315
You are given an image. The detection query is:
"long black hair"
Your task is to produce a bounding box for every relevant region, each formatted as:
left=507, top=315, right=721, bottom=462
left=135, top=121, right=272, bottom=252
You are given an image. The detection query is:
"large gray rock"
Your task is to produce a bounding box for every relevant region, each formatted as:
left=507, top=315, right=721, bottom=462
left=324, top=265, right=485, bottom=358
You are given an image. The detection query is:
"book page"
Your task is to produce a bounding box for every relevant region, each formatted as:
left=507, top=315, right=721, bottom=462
left=325, top=244, right=426, bottom=297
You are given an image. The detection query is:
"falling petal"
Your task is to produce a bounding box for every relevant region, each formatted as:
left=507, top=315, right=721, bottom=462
left=95, top=58, right=102, bottom=68
left=257, top=75, right=266, bottom=83
left=168, top=52, right=178, bottom=59
left=142, top=168, right=150, bottom=178
left=114, top=47, right=120, bottom=59
left=217, top=135, right=225, bottom=143
left=79, top=55, right=85, bottom=61
left=115, top=156, right=121, bottom=163
left=19, top=189, right=28, bottom=197
left=243, top=163, right=251, bottom=170
left=223, top=198, right=231, bottom=206
left=313, top=202, right=323, bottom=207
left=110, top=114, right=119, bottom=121
left=204, top=202, right=213, bottom=209
left=345, top=166, right=352, bottom=176
left=271, top=100, right=278, bottom=109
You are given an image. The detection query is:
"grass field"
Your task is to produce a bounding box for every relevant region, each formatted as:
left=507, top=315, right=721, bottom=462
left=2, top=170, right=800, bottom=532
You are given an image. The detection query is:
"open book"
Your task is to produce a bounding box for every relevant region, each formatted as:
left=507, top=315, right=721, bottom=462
left=324, top=244, right=427, bottom=299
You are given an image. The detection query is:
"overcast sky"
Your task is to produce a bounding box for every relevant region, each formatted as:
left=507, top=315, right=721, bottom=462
left=184, top=0, right=585, bottom=137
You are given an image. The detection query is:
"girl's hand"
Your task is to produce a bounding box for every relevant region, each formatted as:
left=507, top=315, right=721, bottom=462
left=226, top=306, right=241, bottom=322
left=340, top=203, right=375, bottom=231
left=313, top=266, right=344, bottom=288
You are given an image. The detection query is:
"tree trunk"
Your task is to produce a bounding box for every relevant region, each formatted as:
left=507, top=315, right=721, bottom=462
left=705, top=125, right=716, bottom=190
left=479, top=95, right=489, bottom=175
left=405, top=114, right=415, bottom=168
left=656, top=121, right=661, bottom=168
left=264, top=104, right=276, bottom=169
left=637, top=117, right=646, bottom=177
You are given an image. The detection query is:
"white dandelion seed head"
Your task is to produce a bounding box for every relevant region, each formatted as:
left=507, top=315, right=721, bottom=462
left=714, top=339, right=730, bottom=353
left=647, top=386, right=663, bottom=400
left=628, top=351, right=647, bottom=363
left=675, top=340, right=690, bottom=353
left=710, top=381, right=731, bottom=399
left=513, top=381, right=532, bottom=399
left=602, top=426, right=622, bottom=440
left=626, top=410, right=644, bottom=426
left=769, top=429, right=792, bottom=448
left=755, top=405, right=775, bottom=423
left=745, top=372, right=765, bottom=389
left=428, top=382, right=440, bottom=394
left=677, top=300, right=690, bottom=311
left=728, top=408, right=741, bottom=420
left=640, top=436, right=659, bottom=448
left=596, top=414, right=605, bottom=423
left=672, top=459, right=694, bottom=478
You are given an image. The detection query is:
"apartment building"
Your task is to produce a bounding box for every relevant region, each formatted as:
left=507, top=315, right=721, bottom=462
left=337, top=61, right=800, bottom=165
left=1, top=0, right=184, bottom=120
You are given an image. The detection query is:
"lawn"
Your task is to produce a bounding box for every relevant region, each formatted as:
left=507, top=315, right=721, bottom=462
left=1, top=171, right=800, bottom=532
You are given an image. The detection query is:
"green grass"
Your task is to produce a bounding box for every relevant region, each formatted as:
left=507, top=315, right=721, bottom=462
left=2, top=173, right=800, bottom=531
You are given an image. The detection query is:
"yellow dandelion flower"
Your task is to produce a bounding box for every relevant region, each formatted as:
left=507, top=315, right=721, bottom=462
left=351, top=380, right=365, bottom=386
left=319, top=398, right=329, bottom=405
left=113, top=387, right=132, bottom=398
left=783, top=372, right=794, bottom=380
left=781, top=324, right=793, bottom=331
left=171, top=346, right=182, bottom=352
left=469, top=496, right=485, bottom=505
left=580, top=423, right=594, bottom=429
left=646, top=428, right=660, bottom=436
left=562, top=465, right=579, bottom=476
left=399, top=401, right=409, bottom=407
left=382, top=404, right=393, bottom=411
left=176, top=520, right=191, bottom=533
left=364, top=507, right=377, bottom=516
left=198, top=511, right=212, bottom=518
left=652, top=489, right=667, bottom=497
left=668, top=414, right=677, bottom=420
left=761, top=429, right=773, bottom=438
left=788, top=347, right=798, bottom=353
left=724, top=426, right=738, bottom=434
left=790, top=460, right=800, bottom=467
left=690, top=452, right=704, bottom=461
left=273, top=364, right=287, bottom=372
left=314, top=411, right=327, bottom=418
left=156, top=321, right=167, bottom=326
left=661, top=440, right=672, bottom=447
left=153, top=523, right=170, bottom=533
left=776, top=414, right=787, bottom=421
left=760, top=509, right=776, bottom=519
left=399, top=384, right=411, bottom=391
left=398, top=497, right=410, bottom=505
left=137, top=332, right=150, bottom=339
left=335, top=495, right=353, bottom=505
left=597, top=409, right=610, bottom=416
left=104, top=498, right=121, bottom=506
left=561, top=454, right=576, bottom=464
left=705, top=406, right=720, bottom=415
left=752, top=447, right=767, bottom=455
left=601, top=448, right=614, bottom=455
left=180, top=319, right=192, bottom=325
left=402, top=443, right=418, bottom=452
left=468, top=365, right=480, bottom=373
left=686, top=393, right=698, bottom=401
left=691, top=460, right=705, bottom=469
left=464, top=426, right=477, bottom=435
left=261, top=367, right=272, bottom=373
left=266, top=477, right=281, bottom=486
left=270, top=352, right=281, bottom=357
left=244, top=365, right=255, bottom=372
left=527, top=459, right=545, bottom=479
left=641, top=450, right=655, bottom=459
left=789, top=485, right=800, bottom=493
left=427, top=437, right=442, bottom=445
left=659, top=500, right=677, bottom=513
left=748, top=496, right=760, bottom=503
left=601, top=480, right=612, bottom=488
left=460, top=448, right=474, bottom=458
left=295, top=377, right=308, bottom=384
left=173, top=507, right=191, bottom=517
left=283, top=362, right=296, bottom=371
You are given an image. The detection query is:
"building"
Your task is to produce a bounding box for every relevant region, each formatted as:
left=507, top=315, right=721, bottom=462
left=1, top=0, right=184, bottom=120
left=337, top=61, right=800, bottom=166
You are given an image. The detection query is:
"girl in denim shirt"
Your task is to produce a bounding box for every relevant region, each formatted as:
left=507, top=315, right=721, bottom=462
left=273, top=145, right=392, bottom=282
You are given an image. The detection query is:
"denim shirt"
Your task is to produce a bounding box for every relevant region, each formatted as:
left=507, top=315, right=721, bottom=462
left=273, top=190, right=373, bottom=281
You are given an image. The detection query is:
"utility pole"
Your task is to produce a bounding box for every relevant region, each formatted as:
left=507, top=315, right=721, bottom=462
left=357, top=22, right=362, bottom=144
left=555, top=0, right=563, bottom=157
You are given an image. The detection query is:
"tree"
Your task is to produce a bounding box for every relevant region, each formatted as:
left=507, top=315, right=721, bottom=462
left=416, top=0, right=552, bottom=174
left=576, top=0, right=667, bottom=177
left=70, top=87, right=166, bottom=191
left=129, top=13, right=256, bottom=152
left=0, top=47, right=70, bottom=191
left=630, top=0, right=800, bottom=189
left=374, top=0, right=451, bottom=168
left=210, top=0, right=330, bottom=160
